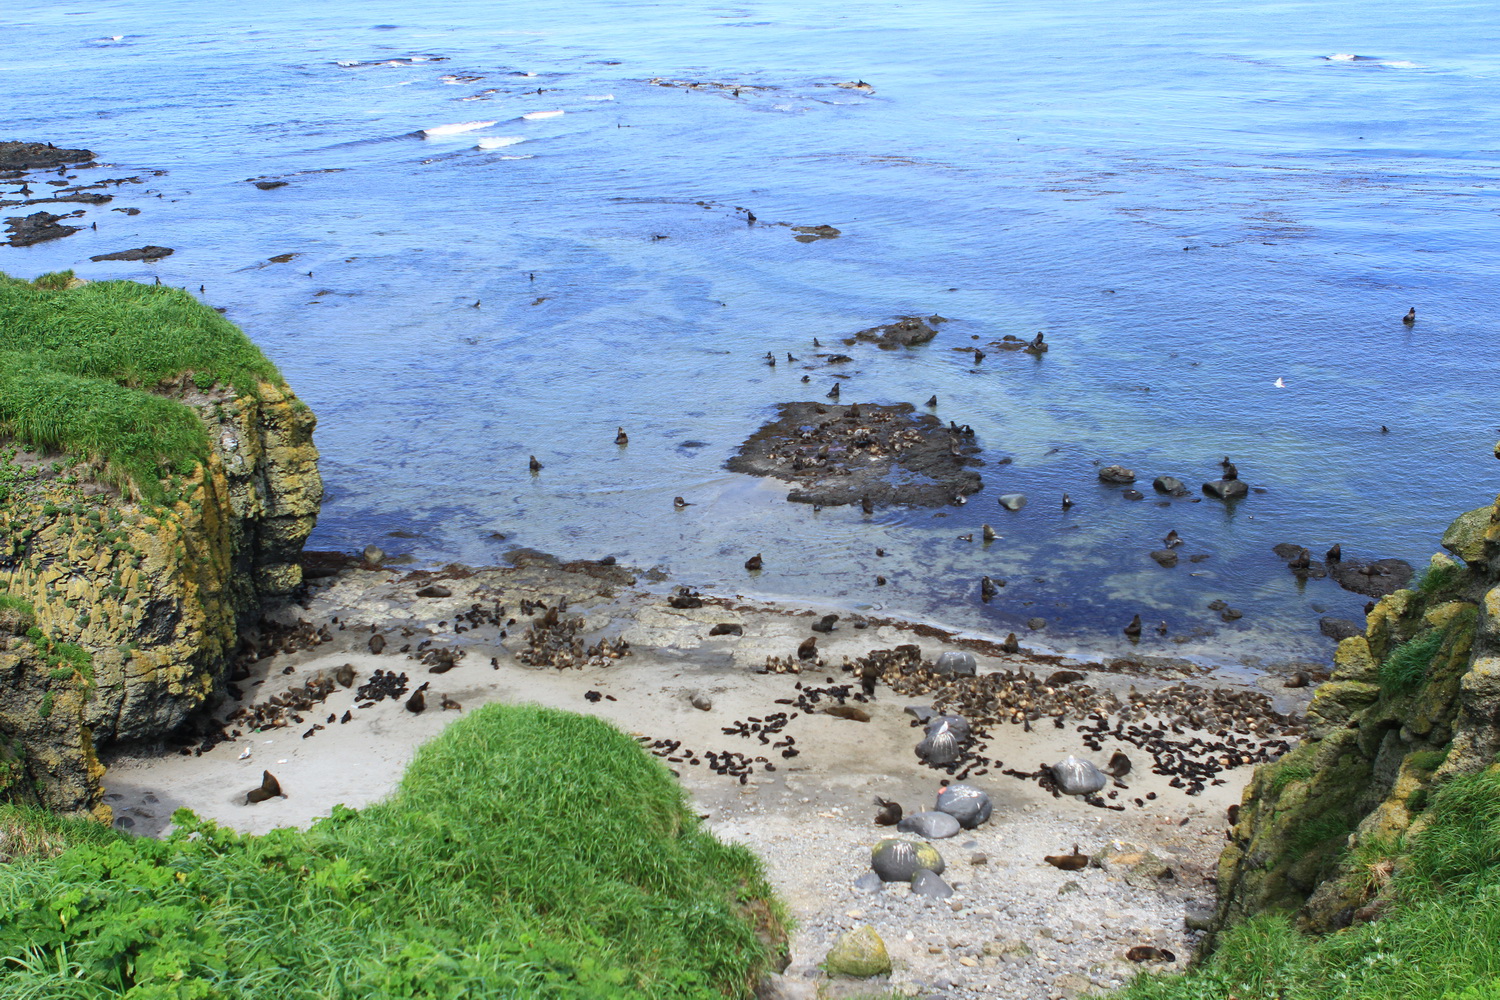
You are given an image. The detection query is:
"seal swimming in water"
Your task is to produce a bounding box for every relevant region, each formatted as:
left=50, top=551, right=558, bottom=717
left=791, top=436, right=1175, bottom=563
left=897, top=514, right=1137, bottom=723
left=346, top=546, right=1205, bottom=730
left=615, top=427, right=628, bottom=445
left=980, top=576, right=999, bottom=602
left=925, top=395, right=937, bottom=407
left=1061, top=492, right=1073, bottom=509
left=1403, top=307, right=1416, bottom=325
left=1123, top=614, right=1143, bottom=638
left=529, top=455, right=543, bottom=472
left=982, top=524, right=997, bottom=542
left=745, top=553, right=762, bottom=571
left=826, top=382, right=840, bottom=400
left=674, top=496, right=692, bottom=508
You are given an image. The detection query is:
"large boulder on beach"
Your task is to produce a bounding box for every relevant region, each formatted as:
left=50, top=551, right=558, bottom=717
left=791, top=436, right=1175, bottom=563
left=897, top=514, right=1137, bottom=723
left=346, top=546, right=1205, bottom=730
left=936, top=782, right=993, bottom=828
left=1051, top=755, right=1108, bottom=796
left=933, top=650, right=977, bottom=676
left=916, top=726, right=962, bottom=765
left=825, top=926, right=892, bottom=978
left=927, top=714, right=971, bottom=741
left=871, top=838, right=945, bottom=881
left=897, top=810, right=962, bottom=839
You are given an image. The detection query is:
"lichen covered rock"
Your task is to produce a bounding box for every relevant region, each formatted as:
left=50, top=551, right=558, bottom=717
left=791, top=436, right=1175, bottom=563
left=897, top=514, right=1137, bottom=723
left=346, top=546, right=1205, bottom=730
left=825, top=926, right=891, bottom=978
left=1215, top=498, right=1500, bottom=937
left=0, top=381, right=318, bottom=816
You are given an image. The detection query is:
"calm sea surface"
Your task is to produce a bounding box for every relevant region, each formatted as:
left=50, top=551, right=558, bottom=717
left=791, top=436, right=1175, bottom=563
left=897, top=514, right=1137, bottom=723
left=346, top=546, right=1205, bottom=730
left=5, top=0, right=1499, bottom=667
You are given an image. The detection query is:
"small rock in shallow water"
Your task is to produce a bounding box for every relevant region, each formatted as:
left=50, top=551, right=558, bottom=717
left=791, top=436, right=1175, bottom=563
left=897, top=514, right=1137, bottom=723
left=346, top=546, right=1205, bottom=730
left=1203, top=478, right=1249, bottom=500
left=362, top=544, right=386, bottom=565
left=898, top=810, right=962, bottom=839
left=997, top=493, right=1027, bottom=511
left=1098, top=464, right=1135, bottom=484
left=1150, top=549, right=1179, bottom=568
left=1153, top=475, right=1188, bottom=495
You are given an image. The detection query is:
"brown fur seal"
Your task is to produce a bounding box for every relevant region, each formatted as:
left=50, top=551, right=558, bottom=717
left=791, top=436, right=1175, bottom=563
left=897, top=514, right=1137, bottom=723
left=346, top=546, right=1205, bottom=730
left=246, top=770, right=282, bottom=804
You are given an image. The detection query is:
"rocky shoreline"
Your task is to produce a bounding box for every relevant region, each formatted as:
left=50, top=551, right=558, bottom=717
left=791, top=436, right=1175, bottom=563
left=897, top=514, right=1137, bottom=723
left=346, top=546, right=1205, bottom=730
left=99, top=548, right=1313, bottom=998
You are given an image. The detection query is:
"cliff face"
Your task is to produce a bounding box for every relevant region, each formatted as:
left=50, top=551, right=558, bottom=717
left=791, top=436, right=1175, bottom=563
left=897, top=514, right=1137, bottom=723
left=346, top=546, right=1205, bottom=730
left=1215, top=494, right=1500, bottom=934
left=0, top=379, right=319, bottom=817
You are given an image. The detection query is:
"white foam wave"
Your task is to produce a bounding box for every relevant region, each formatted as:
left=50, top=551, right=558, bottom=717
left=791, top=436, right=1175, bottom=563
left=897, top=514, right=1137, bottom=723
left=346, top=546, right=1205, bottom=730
left=1327, top=53, right=1359, bottom=61
left=475, top=136, right=525, bottom=149
left=521, top=110, right=564, bottom=120
left=582, top=94, right=615, bottom=101
left=423, top=120, right=497, bottom=136
left=1382, top=60, right=1421, bottom=69
left=498, top=155, right=534, bottom=160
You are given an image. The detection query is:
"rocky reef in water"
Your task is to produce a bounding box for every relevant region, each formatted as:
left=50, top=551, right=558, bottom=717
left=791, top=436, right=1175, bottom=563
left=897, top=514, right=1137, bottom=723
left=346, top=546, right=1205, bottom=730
left=0, top=277, right=319, bottom=819
left=1214, top=479, right=1500, bottom=934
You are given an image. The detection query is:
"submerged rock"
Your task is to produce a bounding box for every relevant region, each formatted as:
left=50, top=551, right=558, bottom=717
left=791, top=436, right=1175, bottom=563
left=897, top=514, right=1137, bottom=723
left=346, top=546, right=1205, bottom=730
left=1203, top=478, right=1249, bottom=500
left=1098, top=465, right=1136, bottom=485
left=997, top=493, right=1027, bottom=511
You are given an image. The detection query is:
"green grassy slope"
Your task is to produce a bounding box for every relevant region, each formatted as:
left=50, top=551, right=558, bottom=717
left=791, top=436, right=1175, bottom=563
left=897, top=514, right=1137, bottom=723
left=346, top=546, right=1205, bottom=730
left=0, top=705, right=784, bottom=999
left=0, top=272, right=285, bottom=501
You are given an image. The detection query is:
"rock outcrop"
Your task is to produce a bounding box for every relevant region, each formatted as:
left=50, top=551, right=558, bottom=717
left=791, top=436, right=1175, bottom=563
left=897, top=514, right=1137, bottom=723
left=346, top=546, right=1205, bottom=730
left=0, top=376, right=319, bottom=818
left=1214, top=496, right=1500, bottom=934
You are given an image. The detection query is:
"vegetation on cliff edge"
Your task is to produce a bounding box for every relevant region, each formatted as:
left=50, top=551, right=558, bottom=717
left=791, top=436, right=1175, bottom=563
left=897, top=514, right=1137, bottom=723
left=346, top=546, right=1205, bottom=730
left=0, top=704, right=785, bottom=999
left=0, top=272, right=285, bottom=501
left=1121, top=764, right=1500, bottom=1000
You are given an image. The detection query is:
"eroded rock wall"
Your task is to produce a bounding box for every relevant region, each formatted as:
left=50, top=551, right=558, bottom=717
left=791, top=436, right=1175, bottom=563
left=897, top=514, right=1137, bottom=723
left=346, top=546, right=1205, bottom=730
left=1215, top=494, right=1500, bottom=934
left=0, top=379, right=318, bottom=816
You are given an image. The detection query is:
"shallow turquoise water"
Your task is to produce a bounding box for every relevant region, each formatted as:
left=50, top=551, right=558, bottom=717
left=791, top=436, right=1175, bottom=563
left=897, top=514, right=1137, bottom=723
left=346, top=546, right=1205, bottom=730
left=4, top=0, right=1499, bottom=665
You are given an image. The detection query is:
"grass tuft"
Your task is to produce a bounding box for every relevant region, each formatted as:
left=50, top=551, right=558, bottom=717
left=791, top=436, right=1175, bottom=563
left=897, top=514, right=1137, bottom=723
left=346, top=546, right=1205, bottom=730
left=1380, top=630, right=1444, bottom=696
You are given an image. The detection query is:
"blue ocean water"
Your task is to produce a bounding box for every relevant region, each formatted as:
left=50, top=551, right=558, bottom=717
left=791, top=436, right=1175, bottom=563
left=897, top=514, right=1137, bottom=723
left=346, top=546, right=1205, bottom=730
left=4, top=0, right=1498, bottom=666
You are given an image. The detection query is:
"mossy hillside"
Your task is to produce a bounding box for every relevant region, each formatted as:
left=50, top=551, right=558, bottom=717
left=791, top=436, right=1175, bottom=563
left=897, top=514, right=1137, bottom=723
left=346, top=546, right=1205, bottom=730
left=0, top=705, right=787, bottom=999
left=1121, top=765, right=1500, bottom=1000
left=0, top=271, right=286, bottom=502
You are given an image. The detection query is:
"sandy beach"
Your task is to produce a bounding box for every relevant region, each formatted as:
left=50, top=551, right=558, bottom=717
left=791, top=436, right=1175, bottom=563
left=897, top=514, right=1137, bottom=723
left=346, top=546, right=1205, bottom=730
left=99, top=553, right=1311, bottom=998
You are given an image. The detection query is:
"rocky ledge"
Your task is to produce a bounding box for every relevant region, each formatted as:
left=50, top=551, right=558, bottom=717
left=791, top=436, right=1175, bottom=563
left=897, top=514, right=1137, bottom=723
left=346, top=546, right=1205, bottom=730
left=1214, top=491, right=1500, bottom=934
left=726, top=401, right=984, bottom=507
left=0, top=375, right=319, bottom=818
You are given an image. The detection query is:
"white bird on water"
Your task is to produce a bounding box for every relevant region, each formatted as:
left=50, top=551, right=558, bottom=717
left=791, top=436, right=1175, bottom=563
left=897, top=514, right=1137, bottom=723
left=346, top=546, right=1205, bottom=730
left=1274, top=377, right=1286, bottom=388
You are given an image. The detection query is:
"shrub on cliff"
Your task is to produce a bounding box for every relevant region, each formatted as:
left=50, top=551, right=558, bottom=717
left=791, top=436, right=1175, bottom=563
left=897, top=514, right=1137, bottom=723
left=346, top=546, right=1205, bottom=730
left=0, top=704, right=784, bottom=998
left=1120, top=765, right=1500, bottom=1000
left=0, top=271, right=286, bottom=501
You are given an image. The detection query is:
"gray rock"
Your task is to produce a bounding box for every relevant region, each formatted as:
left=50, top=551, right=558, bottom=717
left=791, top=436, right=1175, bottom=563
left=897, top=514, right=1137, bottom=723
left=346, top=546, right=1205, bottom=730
left=1123, top=488, right=1145, bottom=501
left=1153, top=475, right=1187, bottom=495
left=1098, top=464, right=1135, bottom=484
left=1442, top=505, right=1492, bottom=565
left=936, top=782, right=992, bottom=828
left=755, top=973, right=818, bottom=1000
left=362, top=544, right=386, bottom=565
left=1026, top=617, right=1047, bottom=630
left=1150, top=549, right=1179, bottom=568
left=926, top=715, right=971, bottom=742
left=853, top=871, right=886, bottom=894
left=910, top=869, right=954, bottom=898
left=997, top=493, right=1028, bottom=511
left=872, top=838, right=945, bottom=881
left=1203, top=478, right=1249, bottom=500
left=689, top=691, right=713, bottom=711
left=934, top=650, right=977, bottom=676
left=904, top=705, right=937, bottom=723
left=1319, top=617, right=1364, bottom=641
left=1050, top=755, right=1107, bottom=796
left=1185, top=908, right=1216, bottom=932
left=916, top=727, right=962, bottom=765
left=898, top=810, right=963, bottom=839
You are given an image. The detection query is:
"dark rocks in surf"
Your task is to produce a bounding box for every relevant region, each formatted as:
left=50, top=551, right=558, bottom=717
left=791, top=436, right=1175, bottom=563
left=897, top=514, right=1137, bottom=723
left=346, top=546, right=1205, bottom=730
left=850, top=314, right=946, bottom=348
left=0, top=141, right=95, bottom=172
left=90, top=245, right=174, bottom=262
left=726, top=400, right=983, bottom=508
left=4, top=210, right=83, bottom=247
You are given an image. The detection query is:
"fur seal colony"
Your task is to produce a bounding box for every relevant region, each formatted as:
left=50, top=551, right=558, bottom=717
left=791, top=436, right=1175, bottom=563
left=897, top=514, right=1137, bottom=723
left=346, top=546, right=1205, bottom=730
left=102, top=550, right=1316, bottom=998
